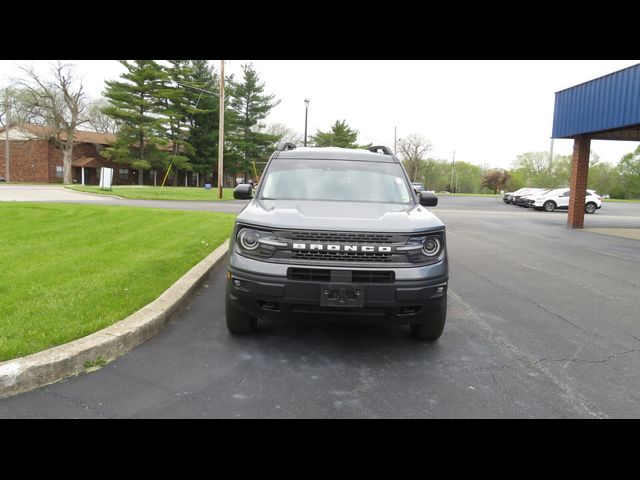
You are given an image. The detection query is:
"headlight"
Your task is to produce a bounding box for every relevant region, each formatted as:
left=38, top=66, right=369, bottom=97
left=235, top=227, right=286, bottom=258
left=238, top=229, right=260, bottom=251
left=399, top=234, right=444, bottom=263
left=422, top=236, right=441, bottom=257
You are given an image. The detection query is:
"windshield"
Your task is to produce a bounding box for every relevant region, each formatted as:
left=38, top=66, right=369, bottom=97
left=259, top=159, right=413, bottom=204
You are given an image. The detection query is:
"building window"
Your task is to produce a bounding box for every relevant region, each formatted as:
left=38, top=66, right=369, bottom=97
left=55, top=166, right=63, bottom=178
left=119, top=168, right=129, bottom=176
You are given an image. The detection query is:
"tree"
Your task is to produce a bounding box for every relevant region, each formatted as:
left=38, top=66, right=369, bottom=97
left=310, top=120, right=363, bottom=148
left=86, top=98, right=118, bottom=134
left=618, top=145, right=640, bottom=199
left=184, top=60, right=220, bottom=182
left=102, top=60, right=169, bottom=185
left=265, top=122, right=302, bottom=146
left=589, top=161, right=622, bottom=198
left=1, top=87, right=40, bottom=128
left=511, top=151, right=574, bottom=188
left=159, top=60, right=199, bottom=185
left=397, top=133, right=432, bottom=182
left=14, top=62, right=90, bottom=185
left=481, top=168, right=511, bottom=193
left=227, top=63, right=280, bottom=179
left=511, top=151, right=553, bottom=187
left=450, top=161, right=483, bottom=193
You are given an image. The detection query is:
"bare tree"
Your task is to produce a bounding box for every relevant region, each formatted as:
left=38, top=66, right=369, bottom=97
left=86, top=98, right=119, bottom=134
left=1, top=87, right=40, bottom=128
left=265, top=122, right=302, bottom=146
left=397, top=133, right=432, bottom=182
left=14, top=62, right=90, bottom=184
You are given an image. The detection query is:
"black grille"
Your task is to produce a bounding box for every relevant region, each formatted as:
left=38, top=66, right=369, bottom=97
left=352, top=270, right=394, bottom=283
left=288, top=268, right=331, bottom=281
left=291, top=305, right=387, bottom=316
left=287, top=268, right=395, bottom=283
left=292, top=250, right=392, bottom=262
left=289, top=231, right=395, bottom=244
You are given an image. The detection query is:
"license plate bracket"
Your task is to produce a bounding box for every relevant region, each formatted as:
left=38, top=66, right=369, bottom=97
left=320, top=284, right=365, bottom=307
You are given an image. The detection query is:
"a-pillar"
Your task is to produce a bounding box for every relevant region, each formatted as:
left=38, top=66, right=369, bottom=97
left=567, top=135, right=591, bottom=229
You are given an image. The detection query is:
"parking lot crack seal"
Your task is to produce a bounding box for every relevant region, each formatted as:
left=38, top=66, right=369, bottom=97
left=458, top=262, right=615, bottom=343
left=528, top=348, right=640, bottom=366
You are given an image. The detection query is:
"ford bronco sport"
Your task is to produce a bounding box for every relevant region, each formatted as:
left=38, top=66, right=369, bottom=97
left=226, top=144, right=448, bottom=341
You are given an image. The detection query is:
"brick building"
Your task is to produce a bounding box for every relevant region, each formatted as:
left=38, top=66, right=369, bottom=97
left=0, top=123, right=208, bottom=186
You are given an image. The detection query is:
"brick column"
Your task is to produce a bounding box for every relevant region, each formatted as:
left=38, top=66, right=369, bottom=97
left=567, top=135, right=591, bottom=229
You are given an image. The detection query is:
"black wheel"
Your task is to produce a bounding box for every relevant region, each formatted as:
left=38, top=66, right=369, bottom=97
left=225, top=297, right=257, bottom=334
left=585, top=202, right=597, bottom=214
left=543, top=200, right=556, bottom=212
left=409, top=298, right=447, bottom=342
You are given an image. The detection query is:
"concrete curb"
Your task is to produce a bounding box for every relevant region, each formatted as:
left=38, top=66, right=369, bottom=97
left=0, top=240, right=229, bottom=399
left=63, top=187, right=126, bottom=199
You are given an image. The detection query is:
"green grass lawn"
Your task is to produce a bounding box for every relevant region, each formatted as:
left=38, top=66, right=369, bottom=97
left=66, top=185, right=236, bottom=201
left=0, top=203, right=235, bottom=362
left=603, top=198, right=640, bottom=203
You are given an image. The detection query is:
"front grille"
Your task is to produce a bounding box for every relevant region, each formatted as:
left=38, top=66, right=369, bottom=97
left=288, top=268, right=331, bottom=282
left=292, top=250, right=392, bottom=262
left=288, top=268, right=395, bottom=283
left=352, top=270, right=394, bottom=283
left=289, top=231, right=395, bottom=244
left=291, top=304, right=387, bottom=316
left=268, top=229, right=439, bottom=266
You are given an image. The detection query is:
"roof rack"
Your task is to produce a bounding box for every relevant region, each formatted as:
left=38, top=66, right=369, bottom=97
left=368, top=145, right=393, bottom=155
left=277, top=142, right=297, bottom=151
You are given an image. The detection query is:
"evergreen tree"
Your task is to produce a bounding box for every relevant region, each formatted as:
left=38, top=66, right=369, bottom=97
left=102, top=60, right=169, bottom=185
left=184, top=60, right=220, bottom=183
left=310, top=120, right=362, bottom=148
left=227, top=63, right=280, bottom=180
left=160, top=60, right=197, bottom=185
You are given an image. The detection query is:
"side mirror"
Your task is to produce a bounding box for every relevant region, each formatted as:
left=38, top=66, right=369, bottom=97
left=233, top=184, right=253, bottom=200
left=419, top=191, right=438, bottom=207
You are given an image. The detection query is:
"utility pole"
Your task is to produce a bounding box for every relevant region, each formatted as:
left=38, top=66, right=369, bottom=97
left=218, top=60, right=225, bottom=199
left=4, top=91, right=10, bottom=182
left=450, top=151, right=456, bottom=193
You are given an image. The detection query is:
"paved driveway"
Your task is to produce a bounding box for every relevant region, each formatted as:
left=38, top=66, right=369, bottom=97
left=2, top=197, right=639, bottom=418
left=0, top=185, right=248, bottom=213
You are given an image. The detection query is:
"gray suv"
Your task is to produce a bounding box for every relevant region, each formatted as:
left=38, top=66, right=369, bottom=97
left=226, top=144, right=448, bottom=341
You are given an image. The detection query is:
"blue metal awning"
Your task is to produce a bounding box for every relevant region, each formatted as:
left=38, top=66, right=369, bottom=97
left=552, top=63, right=640, bottom=140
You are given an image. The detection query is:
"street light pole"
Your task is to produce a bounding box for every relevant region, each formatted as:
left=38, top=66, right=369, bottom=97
left=304, top=98, right=310, bottom=147
left=4, top=90, right=10, bottom=182
left=394, top=126, right=397, bottom=154
left=218, top=60, right=225, bottom=199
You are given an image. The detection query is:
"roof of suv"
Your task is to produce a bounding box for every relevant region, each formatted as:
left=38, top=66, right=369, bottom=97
left=274, top=147, right=400, bottom=163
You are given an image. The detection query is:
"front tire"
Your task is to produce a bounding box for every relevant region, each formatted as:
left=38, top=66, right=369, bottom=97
left=409, top=299, right=447, bottom=341
left=225, top=296, right=257, bottom=334
left=543, top=200, right=556, bottom=212
left=585, top=202, right=597, bottom=214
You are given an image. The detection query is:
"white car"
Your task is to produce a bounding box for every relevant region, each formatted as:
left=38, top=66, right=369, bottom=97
left=531, top=188, right=602, bottom=214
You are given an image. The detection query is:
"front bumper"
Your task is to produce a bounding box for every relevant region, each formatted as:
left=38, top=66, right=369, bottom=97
left=227, top=253, right=448, bottom=324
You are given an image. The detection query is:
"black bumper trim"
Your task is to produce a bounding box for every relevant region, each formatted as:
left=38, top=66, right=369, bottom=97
left=227, top=267, right=448, bottom=324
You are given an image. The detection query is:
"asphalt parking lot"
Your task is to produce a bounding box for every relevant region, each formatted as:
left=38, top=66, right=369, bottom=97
left=1, top=196, right=639, bottom=418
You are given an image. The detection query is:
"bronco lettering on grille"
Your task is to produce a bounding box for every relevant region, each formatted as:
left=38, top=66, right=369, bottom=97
left=291, top=243, right=392, bottom=253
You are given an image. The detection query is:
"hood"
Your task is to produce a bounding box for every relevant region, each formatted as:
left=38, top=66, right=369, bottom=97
left=236, top=199, right=444, bottom=233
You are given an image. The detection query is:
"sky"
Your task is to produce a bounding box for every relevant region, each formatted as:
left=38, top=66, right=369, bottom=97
left=2, top=60, right=639, bottom=169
